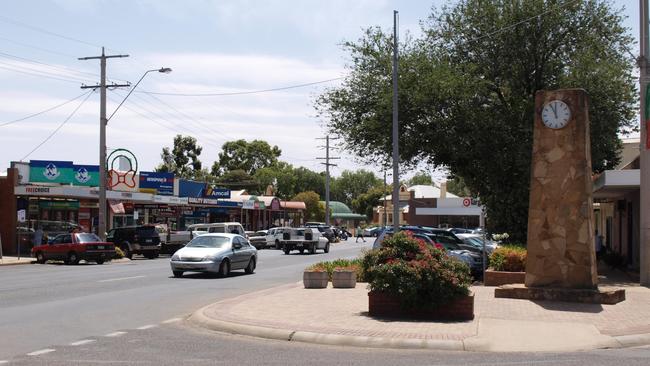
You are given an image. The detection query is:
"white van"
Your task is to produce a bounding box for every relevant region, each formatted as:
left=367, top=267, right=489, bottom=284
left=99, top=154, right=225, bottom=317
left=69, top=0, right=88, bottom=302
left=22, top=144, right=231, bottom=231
left=187, top=222, right=246, bottom=239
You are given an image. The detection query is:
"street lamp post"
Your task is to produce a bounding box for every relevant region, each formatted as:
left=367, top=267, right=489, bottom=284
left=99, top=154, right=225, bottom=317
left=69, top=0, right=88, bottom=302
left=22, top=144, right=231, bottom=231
left=79, top=50, right=171, bottom=240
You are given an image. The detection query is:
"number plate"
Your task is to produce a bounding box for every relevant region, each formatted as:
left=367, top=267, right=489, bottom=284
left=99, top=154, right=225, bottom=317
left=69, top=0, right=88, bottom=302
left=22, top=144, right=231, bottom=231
left=145, top=239, right=153, bottom=243
left=97, top=245, right=104, bottom=250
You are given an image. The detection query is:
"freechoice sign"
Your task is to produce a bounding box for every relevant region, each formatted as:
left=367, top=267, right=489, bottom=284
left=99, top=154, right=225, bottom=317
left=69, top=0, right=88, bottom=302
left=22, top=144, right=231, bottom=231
left=29, top=160, right=99, bottom=186
left=139, top=171, right=174, bottom=196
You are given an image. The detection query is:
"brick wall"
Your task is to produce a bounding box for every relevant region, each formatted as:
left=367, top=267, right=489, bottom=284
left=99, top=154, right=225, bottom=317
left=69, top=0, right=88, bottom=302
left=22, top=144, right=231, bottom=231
left=0, top=168, right=17, bottom=255
left=407, top=191, right=438, bottom=227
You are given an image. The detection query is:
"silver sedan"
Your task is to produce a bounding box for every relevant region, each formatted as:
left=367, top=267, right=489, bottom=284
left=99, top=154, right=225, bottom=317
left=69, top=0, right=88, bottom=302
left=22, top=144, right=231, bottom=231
left=170, top=233, right=257, bottom=278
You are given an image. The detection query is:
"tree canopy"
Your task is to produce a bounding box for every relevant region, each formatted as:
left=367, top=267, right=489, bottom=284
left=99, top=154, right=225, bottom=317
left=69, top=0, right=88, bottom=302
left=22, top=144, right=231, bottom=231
left=315, top=0, right=636, bottom=241
left=212, top=139, right=282, bottom=176
left=156, top=134, right=204, bottom=180
left=292, top=191, right=325, bottom=222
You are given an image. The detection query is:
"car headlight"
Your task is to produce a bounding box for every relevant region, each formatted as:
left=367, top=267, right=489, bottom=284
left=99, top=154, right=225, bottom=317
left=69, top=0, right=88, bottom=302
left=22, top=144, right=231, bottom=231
left=171, top=254, right=180, bottom=261
left=203, top=254, right=221, bottom=262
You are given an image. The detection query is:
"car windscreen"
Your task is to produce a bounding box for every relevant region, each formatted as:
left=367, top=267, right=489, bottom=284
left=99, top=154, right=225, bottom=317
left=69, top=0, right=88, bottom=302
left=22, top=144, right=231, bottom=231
left=428, top=234, right=461, bottom=250
left=186, top=236, right=230, bottom=248
left=76, top=233, right=101, bottom=243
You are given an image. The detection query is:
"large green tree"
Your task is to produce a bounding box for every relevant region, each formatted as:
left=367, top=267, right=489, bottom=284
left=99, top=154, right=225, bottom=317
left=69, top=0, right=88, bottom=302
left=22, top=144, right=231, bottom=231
left=156, top=135, right=204, bottom=180
left=212, top=139, right=282, bottom=176
left=330, top=169, right=381, bottom=207
left=292, top=191, right=325, bottom=222
left=352, top=185, right=390, bottom=221
left=315, top=0, right=636, bottom=241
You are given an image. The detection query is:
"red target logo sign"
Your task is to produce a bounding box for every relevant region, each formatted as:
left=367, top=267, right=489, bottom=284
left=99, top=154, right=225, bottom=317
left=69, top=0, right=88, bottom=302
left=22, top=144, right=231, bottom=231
left=462, top=198, right=471, bottom=207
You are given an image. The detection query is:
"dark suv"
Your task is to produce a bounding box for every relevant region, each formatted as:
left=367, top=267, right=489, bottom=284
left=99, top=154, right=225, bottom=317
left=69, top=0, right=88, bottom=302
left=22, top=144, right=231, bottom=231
left=106, top=225, right=161, bottom=259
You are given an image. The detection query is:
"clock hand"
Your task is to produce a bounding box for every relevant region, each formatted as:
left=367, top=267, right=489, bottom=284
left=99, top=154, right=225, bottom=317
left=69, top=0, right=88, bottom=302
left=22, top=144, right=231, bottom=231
left=551, top=102, right=558, bottom=119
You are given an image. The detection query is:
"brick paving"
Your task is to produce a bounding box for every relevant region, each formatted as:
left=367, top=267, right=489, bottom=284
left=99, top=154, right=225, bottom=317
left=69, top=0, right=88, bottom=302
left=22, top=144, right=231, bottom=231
left=202, top=274, right=650, bottom=341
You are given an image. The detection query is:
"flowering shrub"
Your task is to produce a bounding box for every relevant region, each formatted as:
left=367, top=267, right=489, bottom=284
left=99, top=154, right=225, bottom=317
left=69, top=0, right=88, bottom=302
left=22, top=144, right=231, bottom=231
left=361, top=232, right=471, bottom=309
left=489, top=245, right=527, bottom=272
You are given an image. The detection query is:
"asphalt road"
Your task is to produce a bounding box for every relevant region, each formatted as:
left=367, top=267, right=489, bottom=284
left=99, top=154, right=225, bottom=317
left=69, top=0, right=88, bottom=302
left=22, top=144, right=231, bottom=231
left=5, top=320, right=650, bottom=366
left=0, top=238, right=367, bottom=362
left=3, top=237, right=650, bottom=365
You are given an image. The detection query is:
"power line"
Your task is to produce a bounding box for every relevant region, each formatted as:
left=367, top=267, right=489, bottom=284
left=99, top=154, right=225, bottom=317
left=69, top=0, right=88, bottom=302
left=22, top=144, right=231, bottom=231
left=0, top=58, right=94, bottom=84
left=0, top=63, right=87, bottom=84
left=0, top=15, right=101, bottom=49
left=0, top=50, right=101, bottom=80
left=0, top=91, right=91, bottom=127
left=20, top=90, right=94, bottom=161
left=137, top=77, right=343, bottom=97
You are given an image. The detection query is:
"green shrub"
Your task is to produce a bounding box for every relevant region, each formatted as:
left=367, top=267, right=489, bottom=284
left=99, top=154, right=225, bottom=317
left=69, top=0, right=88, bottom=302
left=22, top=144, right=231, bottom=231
left=489, top=245, right=526, bottom=272
left=305, top=258, right=364, bottom=281
left=114, top=246, right=125, bottom=259
left=361, top=231, right=471, bottom=309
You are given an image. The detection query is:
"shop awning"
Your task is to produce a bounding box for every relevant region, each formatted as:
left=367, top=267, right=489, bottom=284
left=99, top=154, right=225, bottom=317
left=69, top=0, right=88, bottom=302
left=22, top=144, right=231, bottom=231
left=593, top=169, right=640, bottom=200
left=280, top=201, right=306, bottom=210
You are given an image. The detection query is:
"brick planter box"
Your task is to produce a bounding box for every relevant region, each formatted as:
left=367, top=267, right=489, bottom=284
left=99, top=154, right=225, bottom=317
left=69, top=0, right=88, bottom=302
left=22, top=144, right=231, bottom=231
left=368, top=291, right=474, bottom=321
left=484, top=270, right=526, bottom=286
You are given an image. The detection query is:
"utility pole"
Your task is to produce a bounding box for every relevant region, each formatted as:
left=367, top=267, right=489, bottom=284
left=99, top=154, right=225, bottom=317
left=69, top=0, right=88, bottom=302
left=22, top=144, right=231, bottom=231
left=639, top=0, right=650, bottom=286
left=392, top=10, right=400, bottom=232
left=79, top=48, right=130, bottom=240
left=383, top=170, right=388, bottom=227
left=317, top=136, right=340, bottom=226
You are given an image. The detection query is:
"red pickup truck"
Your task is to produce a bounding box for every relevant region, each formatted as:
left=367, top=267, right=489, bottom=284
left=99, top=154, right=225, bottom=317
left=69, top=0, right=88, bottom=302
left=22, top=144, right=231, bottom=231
left=32, top=233, right=116, bottom=265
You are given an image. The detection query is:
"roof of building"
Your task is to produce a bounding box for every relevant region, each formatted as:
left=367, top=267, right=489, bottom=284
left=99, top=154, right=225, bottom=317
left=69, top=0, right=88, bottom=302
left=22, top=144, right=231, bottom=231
left=408, top=185, right=459, bottom=199
left=320, top=201, right=367, bottom=220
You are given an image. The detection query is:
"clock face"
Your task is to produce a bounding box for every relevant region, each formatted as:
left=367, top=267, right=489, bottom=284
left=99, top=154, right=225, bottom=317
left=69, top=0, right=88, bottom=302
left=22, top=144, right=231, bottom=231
left=541, top=100, right=571, bottom=129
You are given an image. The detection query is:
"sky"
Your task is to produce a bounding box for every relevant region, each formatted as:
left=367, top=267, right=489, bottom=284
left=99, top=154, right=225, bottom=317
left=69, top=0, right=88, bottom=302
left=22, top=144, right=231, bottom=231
left=0, top=0, right=639, bottom=182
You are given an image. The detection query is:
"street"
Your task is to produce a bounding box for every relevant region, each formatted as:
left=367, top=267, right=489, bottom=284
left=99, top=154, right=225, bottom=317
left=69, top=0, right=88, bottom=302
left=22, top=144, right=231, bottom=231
left=1, top=238, right=650, bottom=365
left=0, top=239, right=366, bottom=362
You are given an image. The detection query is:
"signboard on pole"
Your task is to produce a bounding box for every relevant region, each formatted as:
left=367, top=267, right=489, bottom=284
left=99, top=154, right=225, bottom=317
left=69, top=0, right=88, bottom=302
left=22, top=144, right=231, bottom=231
left=139, top=171, right=174, bottom=195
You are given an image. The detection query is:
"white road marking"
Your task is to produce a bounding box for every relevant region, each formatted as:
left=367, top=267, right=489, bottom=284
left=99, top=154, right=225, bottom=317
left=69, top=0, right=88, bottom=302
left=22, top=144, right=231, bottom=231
left=162, top=317, right=182, bottom=324
left=69, top=339, right=96, bottom=346
left=97, top=275, right=145, bottom=283
left=27, top=348, right=55, bottom=356
left=104, top=331, right=127, bottom=337
left=136, top=324, right=157, bottom=330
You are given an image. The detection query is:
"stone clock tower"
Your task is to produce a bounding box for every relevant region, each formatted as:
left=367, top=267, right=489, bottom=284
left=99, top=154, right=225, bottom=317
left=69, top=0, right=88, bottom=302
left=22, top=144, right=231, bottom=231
left=524, top=89, right=598, bottom=289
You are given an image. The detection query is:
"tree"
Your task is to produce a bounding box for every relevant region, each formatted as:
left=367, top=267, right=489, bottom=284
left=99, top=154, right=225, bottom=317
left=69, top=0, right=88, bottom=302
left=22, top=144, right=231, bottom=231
left=315, top=1, right=636, bottom=241
left=408, top=171, right=433, bottom=186
left=156, top=135, right=203, bottom=180
left=292, top=191, right=325, bottom=222
left=330, top=169, right=381, bottom=207
left=352, top=186, right=389, bottom=221
left=215, top=169, right=257, bottom=190
left=213, top=139, right=282, bottom=176
left=446, top=176, right=471, bottom=197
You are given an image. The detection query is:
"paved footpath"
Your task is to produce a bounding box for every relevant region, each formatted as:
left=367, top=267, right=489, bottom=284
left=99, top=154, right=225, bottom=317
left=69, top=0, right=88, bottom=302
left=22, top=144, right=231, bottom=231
left=190, top=274, right=650, bottom=353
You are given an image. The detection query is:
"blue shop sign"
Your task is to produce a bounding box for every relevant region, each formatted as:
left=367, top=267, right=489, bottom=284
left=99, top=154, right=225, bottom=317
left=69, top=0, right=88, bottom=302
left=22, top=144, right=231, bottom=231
left=139, top=171, right=174, bottom=195
left=178, top=180, right=230, bottom=199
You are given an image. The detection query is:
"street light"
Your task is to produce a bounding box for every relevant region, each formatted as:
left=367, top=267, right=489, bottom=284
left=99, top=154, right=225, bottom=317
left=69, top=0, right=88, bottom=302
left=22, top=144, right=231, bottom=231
left=98, top=67, right=171, bottom=240
left=107, top=67, right=172, bottom=122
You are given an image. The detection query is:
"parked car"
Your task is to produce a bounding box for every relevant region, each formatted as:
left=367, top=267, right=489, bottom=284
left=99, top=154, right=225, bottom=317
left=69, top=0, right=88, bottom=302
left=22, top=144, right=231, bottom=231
left=32, top=232, right=115, bottom=265
left=456, top=233, right=498, bottom=254
left=170, top=233, right=257, bottom=278
left=266, top=227, right=292, bottom=249
left=314, top=225, right=336, bottom=243
left=363, top=226, right=383, bottom=237
left=248, top=230, right=269, bottom=249
left=106, top=225, right=161, bottom=259
left=186, top=222, right=246, bottom=239
left=448, top=227, right=476, bottom=235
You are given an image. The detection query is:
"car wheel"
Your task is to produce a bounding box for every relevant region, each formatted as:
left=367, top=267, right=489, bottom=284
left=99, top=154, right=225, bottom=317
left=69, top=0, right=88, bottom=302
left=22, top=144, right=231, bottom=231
left=66, top=252, right=80, bottom=265
left=96, top=258, right=105, bottom=265
left=145, top=252, right=158, bottom=259
left=245, top=257, right=256, bottom=274
left=324, top=243, right=330, bottom=253
left=35, top=251, right=46, bottom=264
left=309, top=244, right=316, bottom=255
left=219, top=259, right=230, bottom=277
left=283, top=247, right=290, bottom=255
left=173, top=270, right=183, bottom=278
left=275, top=240, right=281, bottom=250
left=298, top=248, right=304, bottom=254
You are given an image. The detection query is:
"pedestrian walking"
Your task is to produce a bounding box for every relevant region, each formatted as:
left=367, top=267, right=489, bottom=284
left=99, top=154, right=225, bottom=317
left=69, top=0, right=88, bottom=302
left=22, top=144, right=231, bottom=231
left=33, top=225, right=44, bottom=246
left=355, top=226, right=365, bottom=243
